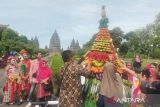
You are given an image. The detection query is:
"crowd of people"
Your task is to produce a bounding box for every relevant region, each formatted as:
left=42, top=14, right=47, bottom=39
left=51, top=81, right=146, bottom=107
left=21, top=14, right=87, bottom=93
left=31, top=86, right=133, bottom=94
left=2, top=49, right=53, bottom=107
left=58, top=52, right=160, bottom=107
left=97, top=54, right=160, bottom=107
left=2, top=49, right=160, bottom=107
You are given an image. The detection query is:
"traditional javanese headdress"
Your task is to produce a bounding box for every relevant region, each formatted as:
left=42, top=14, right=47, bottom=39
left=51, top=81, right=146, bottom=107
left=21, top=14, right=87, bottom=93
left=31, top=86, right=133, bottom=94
left=20, top=49, right=28, bottom=55
left=7, top=56, right=17, bottom=65
left=7, top=56, right=16, bottom=62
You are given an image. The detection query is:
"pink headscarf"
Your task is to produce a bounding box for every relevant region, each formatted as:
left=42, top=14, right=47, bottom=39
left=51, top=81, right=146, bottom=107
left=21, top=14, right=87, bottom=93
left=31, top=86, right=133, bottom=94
left=37, top=60, right=52, bottom=81
left=150, top=68, right=156, bottom=81
left=146, top=64, right=156, bottom=81
left=146, top=64, right=151, bottom=69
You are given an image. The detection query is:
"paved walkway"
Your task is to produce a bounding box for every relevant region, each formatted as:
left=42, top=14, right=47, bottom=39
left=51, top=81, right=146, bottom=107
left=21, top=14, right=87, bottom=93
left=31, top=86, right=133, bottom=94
left=0, top=103, right=58, bottom=107
left=0, top=68, right=5, bottom=104
left=0, top=103, right=27, bottom=107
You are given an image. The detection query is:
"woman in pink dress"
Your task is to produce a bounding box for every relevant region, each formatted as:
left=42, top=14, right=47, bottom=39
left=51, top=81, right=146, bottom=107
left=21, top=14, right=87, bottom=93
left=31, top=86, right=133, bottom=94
left=36, top=60, right=52, bottom=106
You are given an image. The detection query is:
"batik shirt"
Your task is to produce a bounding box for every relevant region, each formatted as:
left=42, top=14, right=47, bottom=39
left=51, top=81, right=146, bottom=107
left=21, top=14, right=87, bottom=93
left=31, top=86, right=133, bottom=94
left=59, top=62, right=93, bottom=107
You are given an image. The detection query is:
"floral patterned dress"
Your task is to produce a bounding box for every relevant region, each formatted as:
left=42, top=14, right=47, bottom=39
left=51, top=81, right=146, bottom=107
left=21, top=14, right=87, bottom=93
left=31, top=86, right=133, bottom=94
left=3, top=65, right=20, bottom=103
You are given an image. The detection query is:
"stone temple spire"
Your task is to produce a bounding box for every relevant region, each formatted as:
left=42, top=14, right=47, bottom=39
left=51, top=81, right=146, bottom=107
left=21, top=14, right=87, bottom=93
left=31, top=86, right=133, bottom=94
left=33, top=36, right=39, bottom=49
left=67, top=46, right=70, bottom=50
left=70, top=38, right=76, bottom=51
left=49, top=30, right=61, bottom=53
left=69, top=38, right=80, bottom=53
left=75, top=40, right=80, bottom=49
left=45, top=45, right=48, bottom=50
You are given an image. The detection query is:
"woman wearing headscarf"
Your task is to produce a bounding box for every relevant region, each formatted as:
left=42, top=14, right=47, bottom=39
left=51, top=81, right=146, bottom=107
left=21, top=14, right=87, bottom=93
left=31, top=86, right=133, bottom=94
left=97, top=62, right=137, bottom=107
left=150, top=63, right=158, bottom=81
left=133, top=55, right=142, bottom=73
left=36, top=60, right=52, bottom=106
left=122, top=62, right=133, bottom=107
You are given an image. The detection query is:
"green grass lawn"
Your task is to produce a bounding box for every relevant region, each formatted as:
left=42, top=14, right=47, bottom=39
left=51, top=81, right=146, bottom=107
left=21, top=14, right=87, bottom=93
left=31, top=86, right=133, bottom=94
left=123, top=58, right=160, bottom=68
left=50, top=54, right=64, bottom=77
left=141, top=59, right=159, bottom=67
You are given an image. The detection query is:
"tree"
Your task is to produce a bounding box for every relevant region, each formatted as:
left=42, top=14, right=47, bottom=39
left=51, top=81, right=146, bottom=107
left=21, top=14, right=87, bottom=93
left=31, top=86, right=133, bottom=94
left=110, top=27, right=124, bottom=49
left=124, top=31, right=136, bottom=40
left=151, top=48, right=160, bottom=59
left=0, top=25, right=38, bottom=57
left=153, top=36, right=160, bottom=48
left=154, top=13, right=160, bottom=37
left=119, top=42, right=129, bottom=56
left=1, top=29, right=9, bottom=40
left=124, top=24, right=155, bottom=59
left=19, top=35, right=28, bottom=43
left=0, top=24, right=8, bottom=40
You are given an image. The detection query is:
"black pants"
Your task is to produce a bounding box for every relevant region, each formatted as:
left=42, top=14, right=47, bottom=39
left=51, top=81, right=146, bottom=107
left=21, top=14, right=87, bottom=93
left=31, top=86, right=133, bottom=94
left=28, top=83, right=37, bottom=102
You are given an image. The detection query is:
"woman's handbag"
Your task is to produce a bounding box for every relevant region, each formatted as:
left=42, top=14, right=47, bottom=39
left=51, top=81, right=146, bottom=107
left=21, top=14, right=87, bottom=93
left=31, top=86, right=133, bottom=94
left=42, top=80, right=53, bottom=92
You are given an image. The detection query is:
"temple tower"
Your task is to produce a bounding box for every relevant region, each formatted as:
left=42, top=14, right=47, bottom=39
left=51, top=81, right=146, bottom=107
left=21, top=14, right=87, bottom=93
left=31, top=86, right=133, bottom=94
left=49, top=30, right=61, bottom=53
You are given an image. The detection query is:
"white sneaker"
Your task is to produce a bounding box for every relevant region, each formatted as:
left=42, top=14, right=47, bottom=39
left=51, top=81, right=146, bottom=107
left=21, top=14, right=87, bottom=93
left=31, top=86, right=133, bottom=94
left=25, top=102, right=31, bottom=107
left=35, top=105, right=39, bottom=107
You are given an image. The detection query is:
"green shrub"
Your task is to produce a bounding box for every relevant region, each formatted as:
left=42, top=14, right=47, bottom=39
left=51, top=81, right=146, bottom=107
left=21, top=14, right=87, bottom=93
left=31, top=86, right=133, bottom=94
left=73, top=55, right=81, bottom=61
left=51, top=54, right=64, bottom=77
left=140, top=54, right=148, bottom=59
left=151, top=48, right=160, bottom=59
left=125, top=51, right=134, bottom=58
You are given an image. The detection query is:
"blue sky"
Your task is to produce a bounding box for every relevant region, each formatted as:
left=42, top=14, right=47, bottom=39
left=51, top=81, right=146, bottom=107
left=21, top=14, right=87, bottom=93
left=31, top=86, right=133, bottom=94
left=0, top=0, right=160, bottom=49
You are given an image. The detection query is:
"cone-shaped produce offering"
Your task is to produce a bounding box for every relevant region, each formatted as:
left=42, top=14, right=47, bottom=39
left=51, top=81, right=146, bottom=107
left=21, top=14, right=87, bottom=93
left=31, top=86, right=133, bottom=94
left=83, top=6, right=124, bottom=80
